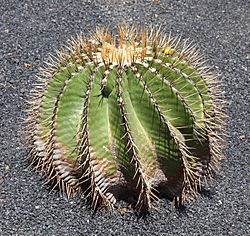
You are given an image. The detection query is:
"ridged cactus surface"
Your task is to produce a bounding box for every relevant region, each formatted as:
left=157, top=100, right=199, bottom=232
left=25, top=26, right=224, bottom=214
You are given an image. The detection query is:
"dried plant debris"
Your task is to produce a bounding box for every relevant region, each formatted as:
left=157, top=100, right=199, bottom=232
left=23, top=25, right=225, bottom=215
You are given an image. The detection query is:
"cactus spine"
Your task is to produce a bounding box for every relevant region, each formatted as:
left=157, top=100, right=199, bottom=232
left=25, top=25, right=225, bottom=214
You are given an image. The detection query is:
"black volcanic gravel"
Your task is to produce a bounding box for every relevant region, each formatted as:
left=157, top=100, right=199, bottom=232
left=0, top=0, right=249, bottom=235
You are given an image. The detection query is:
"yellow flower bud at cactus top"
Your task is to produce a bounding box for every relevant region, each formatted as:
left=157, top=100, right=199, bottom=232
left=164, top=46, right=171, bottom=55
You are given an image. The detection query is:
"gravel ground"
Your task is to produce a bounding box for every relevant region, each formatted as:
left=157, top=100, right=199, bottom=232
left=0, top=0, right=249, bottom=235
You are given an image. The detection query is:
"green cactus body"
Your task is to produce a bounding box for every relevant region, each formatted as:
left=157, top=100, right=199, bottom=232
left=26, top=26, right=224, bottom=214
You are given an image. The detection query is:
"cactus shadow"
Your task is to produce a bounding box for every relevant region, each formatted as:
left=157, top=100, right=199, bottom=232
left=111, top=181, right=182, bottom=208
left=111, top=184, right=139, bottom=205
left=198, top=187, right=215, bottom=200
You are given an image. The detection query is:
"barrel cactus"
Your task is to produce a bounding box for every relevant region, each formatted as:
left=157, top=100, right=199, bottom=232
left=25, top=25, right=224, bottom=214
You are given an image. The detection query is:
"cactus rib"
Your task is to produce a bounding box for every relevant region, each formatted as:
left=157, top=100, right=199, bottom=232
left=135, top=68, right=202, bottom=198
left=116, top=71, right=157, bottom=213
left=76, top=65, right=117, bottom=210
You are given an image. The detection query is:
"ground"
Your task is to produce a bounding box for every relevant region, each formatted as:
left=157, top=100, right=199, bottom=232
left=0, top=0, right=249, bottom=235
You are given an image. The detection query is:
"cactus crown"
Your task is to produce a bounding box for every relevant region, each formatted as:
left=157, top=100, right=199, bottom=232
left=25, top=25, right=225, bottom=214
